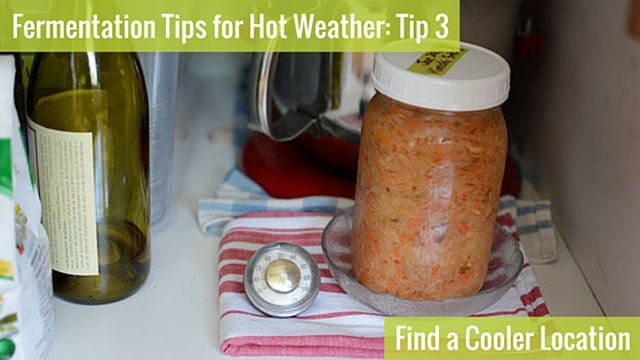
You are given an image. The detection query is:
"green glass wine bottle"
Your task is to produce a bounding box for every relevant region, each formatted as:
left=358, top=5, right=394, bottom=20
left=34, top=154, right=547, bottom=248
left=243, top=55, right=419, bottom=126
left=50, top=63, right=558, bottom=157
left=26, top=52, right=150, bottom=304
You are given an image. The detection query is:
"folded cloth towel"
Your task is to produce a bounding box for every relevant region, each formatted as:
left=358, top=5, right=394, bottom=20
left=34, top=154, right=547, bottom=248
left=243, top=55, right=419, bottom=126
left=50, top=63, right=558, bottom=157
left=199, top=168, right=552, bottom=357
left=218, top=211, right=384, bottom=358
left=499, top=198, right=557, bottom=264
left=197, top=167, right=354, bottom=236
left=198, top=168, right=558, bottom=260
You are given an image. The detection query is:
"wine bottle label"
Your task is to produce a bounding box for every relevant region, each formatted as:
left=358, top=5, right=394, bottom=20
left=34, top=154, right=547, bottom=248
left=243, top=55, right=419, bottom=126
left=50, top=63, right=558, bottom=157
left=26, top=118, right=99, bottom=276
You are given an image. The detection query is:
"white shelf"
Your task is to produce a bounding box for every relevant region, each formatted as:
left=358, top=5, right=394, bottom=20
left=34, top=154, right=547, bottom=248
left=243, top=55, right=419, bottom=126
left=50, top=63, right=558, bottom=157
left=47, top=69, right=602, bottom=360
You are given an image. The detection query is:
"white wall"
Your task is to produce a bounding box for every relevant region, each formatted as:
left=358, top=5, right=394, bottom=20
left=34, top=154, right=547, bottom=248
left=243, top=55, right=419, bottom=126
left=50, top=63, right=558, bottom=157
left=508, top=0, right=640, bottom=315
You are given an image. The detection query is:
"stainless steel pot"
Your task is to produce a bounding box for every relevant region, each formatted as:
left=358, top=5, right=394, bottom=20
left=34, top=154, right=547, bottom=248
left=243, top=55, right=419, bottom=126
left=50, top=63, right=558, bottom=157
left=248, top=52, right=373, bottom=144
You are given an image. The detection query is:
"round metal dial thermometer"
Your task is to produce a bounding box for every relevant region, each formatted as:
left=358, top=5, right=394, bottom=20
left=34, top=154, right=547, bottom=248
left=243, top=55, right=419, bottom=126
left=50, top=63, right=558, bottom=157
left=243, top=242, right=320, bottom=317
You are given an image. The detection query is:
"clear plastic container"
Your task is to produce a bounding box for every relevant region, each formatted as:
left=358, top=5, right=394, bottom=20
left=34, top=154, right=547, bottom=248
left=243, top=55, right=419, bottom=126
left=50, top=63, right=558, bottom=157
left=138, top=53, right=179, bottom=229
left=352, top=43, right=510, bottom=301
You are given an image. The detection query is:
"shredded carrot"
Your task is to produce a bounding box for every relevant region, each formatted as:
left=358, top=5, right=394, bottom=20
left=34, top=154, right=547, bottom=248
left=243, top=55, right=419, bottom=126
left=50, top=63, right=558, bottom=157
left=351, top=94, right=507, bottom=300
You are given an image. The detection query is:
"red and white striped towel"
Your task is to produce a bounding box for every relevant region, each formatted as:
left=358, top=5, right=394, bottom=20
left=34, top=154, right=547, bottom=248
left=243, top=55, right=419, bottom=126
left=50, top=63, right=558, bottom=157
left=217, top=211, right=548, bottom=358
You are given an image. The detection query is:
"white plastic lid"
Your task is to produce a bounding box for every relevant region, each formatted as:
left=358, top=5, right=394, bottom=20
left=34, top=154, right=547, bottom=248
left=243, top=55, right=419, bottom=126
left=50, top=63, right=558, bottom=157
left=371, top=42, right=510, bottom=111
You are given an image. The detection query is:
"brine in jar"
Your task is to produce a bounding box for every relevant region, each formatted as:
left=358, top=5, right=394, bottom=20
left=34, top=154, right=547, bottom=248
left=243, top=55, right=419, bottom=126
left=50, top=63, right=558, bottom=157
left=352, top=44, right=510, bottom=300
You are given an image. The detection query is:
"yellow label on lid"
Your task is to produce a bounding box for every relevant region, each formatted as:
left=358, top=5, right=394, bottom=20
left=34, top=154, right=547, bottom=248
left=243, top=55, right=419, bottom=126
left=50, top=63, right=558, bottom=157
left=408, top=48, right=468, bottom=76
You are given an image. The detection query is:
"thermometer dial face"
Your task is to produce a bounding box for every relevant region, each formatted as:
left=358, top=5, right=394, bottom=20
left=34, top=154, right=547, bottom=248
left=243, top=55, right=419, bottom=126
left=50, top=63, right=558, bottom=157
left=243, top=242, right=321, bottom=317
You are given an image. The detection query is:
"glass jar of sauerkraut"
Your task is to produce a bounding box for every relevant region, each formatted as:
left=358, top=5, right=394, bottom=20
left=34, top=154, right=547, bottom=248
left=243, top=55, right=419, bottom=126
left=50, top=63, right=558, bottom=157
left=352, top=43, right=510, bottom=301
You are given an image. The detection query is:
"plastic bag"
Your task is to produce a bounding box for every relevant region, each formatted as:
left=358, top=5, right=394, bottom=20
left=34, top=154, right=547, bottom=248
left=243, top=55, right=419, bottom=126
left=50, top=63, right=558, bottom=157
left=0, top=55, right=54, bottom=360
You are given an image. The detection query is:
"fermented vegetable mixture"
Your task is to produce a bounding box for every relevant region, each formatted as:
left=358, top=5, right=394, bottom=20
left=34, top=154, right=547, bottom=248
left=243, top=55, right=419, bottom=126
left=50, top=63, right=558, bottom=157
left=352, top=94, right=507, bottom=300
